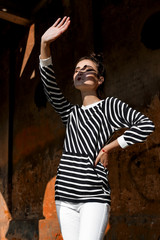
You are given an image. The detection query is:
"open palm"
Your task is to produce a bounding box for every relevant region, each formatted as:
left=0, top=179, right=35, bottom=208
left=42, top=16, right=70, bottom=44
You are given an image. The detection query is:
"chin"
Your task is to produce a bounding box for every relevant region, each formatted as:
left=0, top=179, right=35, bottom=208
left=75, top=85, right=96, bottom=92
left=75, top=81, right=95, bottom=87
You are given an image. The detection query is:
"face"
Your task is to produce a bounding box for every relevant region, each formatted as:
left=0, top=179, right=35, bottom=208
left=73, top=59, right=103, bottom=91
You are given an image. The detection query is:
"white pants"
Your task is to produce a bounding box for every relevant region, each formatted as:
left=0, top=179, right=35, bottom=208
left=56, top=201, right=110, bottom=240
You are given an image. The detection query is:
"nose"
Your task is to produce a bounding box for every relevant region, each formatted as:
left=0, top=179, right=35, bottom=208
left=76, top=70, right=84, bottom=77
left=78, top=70, right=83, bottom=75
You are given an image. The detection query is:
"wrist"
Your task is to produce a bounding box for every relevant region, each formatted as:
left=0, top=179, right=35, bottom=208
left=102, top=140, right=120, bottom=154
left=101, top=148, right=109, bottom=154
left=41, top=37, right=50, bottom=47
left=40, top=38, right=51, bottom=59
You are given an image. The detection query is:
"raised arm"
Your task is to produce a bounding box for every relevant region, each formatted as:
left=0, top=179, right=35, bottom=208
left=40, top=17, right=74, bottom=125
left=41, top=16, right=70, bottom=59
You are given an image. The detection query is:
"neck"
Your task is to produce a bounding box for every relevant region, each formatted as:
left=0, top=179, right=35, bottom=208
left=81, top=90, right=101, bottom=106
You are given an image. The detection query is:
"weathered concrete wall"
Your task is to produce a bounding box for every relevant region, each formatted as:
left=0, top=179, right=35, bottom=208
left=96, top=1, right=160, bottom=238
left=0, top=0, right=160, bottom=239
left=0, top=41, right=10, bottom=240
left=106, top=95, right=160, bottom=239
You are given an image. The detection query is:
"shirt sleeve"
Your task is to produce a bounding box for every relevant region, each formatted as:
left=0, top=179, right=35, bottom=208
left=106, top=97, right=155, bottom=148
left=39, top=56, right=74, bottom=125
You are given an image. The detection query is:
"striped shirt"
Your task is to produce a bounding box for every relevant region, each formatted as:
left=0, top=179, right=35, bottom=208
left=40, top=57, right=155, bottom=205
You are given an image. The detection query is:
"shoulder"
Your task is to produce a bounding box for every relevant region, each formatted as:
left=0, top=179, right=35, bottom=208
left=102, top=97, right=129, bottom=115
left=102, top=96, right=122, bottom=107
left=70, top=104, right=80, bottom=113
left=104, top=96, right=129, bottom=106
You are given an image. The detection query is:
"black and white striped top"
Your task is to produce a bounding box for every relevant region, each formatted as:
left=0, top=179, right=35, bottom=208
left=40, top=57, right=155, bottom=205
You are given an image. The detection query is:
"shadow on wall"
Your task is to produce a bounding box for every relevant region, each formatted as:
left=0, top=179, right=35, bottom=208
left=2, top=18, right=64, bottom=239
left=1, top=4, right=160, bottom=240
left=5, top=141, right=64, bottom=240
left=105, top=95, right=160, bottom=240
left=6, top=220, right=39, bottom=240
left=3, top=25, right=160, bottom=240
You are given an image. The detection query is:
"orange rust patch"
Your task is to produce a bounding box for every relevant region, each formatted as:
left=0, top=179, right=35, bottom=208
left=55, top=233, right=63, bottom=240
left=105, top=222, right=110, bottom=235
left=43, top=177, right=57, bottom=219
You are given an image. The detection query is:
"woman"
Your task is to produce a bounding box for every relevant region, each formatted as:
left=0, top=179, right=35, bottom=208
left=40, top=17, right=155, bottom=240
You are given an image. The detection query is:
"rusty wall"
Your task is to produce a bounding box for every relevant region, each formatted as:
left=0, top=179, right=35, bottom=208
left=0, top=0, right=160, bottom=239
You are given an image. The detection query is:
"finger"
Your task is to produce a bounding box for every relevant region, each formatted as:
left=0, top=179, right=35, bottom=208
left=101, top=158, right=108, bottom=167
left=103, top=161, right=108, bottom=168
left=57, top=16, right=68, bottom=28
left=95, top=154, right=101, bottom=166
left=52, top=18, right=61, bottom=27
left=103, top=164, right=107, bottom=169
left=59, top=17, right=70, bottom=30
left=101, top=155, right=109, bottom=168
left=60, top=19, right=71, bottom=32
left=100, top=159, right=104, bottom=165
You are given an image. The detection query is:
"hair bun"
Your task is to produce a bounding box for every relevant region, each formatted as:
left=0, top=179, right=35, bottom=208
left=90, top=52, right=104, bottom=63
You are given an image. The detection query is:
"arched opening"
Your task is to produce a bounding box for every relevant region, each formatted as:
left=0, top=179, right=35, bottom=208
left=141, top=11, right=160, bottom=50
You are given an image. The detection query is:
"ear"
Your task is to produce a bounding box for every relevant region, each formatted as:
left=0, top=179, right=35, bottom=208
left=98, top=76, right=104, bottom=85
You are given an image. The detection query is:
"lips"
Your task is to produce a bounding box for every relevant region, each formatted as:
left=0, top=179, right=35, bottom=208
left=75, top=73, right=84, bottom=82
left=77, top=76, right=82, bottom=81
